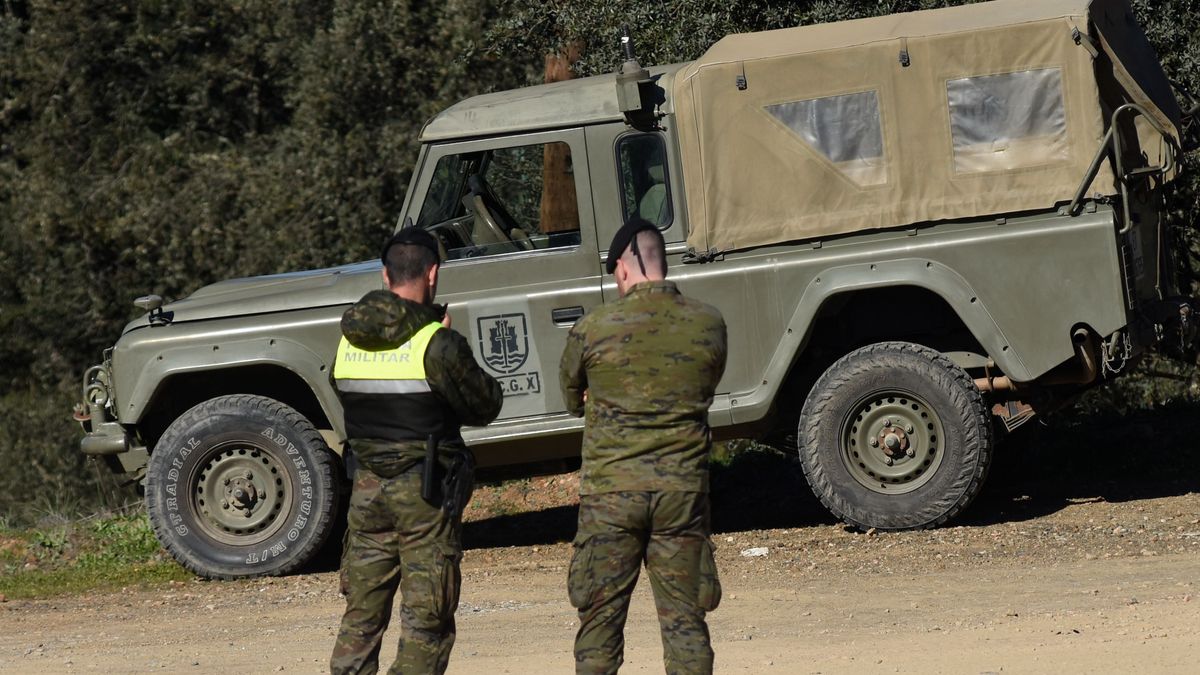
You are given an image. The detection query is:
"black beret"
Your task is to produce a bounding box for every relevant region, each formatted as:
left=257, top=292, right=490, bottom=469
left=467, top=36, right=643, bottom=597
left=381, top=227, right=441, bottom=264
left=605, top=218, right=660, bottom=274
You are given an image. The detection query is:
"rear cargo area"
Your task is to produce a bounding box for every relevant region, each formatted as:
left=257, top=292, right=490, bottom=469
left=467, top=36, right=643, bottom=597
left=674, top=0, right=1182, bottom=253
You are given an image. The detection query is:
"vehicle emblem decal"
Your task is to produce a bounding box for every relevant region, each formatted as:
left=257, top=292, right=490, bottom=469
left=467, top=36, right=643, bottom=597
left=477, top=313, right=530, bottom=375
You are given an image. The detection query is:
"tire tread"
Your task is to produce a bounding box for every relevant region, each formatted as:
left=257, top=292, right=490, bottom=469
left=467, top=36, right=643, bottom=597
left=145, top=394, right=338, bottom=579
left=798, top=341, right=993, bottom=531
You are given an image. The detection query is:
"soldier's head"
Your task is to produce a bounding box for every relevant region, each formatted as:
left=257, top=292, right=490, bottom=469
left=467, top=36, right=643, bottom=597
left=607, top=218, right=666, bottom=296
left=381, top=228, right=442, bottom=304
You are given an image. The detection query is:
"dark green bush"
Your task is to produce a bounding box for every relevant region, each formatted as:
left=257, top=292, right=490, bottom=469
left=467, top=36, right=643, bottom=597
left=1, top=1, right=1196, bottom=522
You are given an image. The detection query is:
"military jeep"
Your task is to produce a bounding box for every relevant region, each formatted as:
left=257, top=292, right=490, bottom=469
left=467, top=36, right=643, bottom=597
left=78, top=0, right=1197, bottom=578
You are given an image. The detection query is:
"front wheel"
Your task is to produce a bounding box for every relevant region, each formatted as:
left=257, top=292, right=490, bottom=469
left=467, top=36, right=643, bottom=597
left=798, top=342, right=993, bottom=530
left=145, top=395, right=340, bottom=578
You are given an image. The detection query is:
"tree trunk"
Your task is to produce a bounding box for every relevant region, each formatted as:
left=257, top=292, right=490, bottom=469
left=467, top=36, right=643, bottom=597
left=540, top=42, right=582, bottom=234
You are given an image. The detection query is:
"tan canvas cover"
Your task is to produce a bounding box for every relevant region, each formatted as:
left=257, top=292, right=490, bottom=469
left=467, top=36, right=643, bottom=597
left=675, top=0, right=1181, bottom=253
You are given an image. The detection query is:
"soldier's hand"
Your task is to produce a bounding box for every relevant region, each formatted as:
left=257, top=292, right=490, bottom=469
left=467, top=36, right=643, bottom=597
left=441, top=307, right=452, bottom=329
left=582, top=390, right=588, bottom=404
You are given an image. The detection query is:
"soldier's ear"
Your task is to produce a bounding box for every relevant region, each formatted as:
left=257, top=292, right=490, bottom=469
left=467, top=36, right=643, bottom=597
left=381, top=266, right=392, bottom=288
left=427, top=263, right=439, bottom=289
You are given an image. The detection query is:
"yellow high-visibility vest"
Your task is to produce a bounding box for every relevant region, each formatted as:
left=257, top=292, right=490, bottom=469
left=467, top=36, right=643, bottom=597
left=333, top=321, right=442, bottom=393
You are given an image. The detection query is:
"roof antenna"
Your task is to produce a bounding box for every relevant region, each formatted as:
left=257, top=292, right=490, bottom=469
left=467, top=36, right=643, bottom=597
left=616, top=25, right=653, bottom=126
left=620, top=25, right=638, bottom=62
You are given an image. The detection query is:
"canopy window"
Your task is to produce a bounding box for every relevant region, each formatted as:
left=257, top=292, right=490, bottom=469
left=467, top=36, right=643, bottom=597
left=765, top=90, right=887, bottom=186
left=947, top=68, right=1069, bottom=174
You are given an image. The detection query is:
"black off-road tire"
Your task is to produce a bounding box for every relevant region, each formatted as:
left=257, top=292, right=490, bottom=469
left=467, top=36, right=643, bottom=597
left=798, top=342, right=993, bottom=530
left=145, top=395, right=340, bottom=579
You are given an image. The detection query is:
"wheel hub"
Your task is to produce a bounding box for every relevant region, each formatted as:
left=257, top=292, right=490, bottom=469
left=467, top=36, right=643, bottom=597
left=228, top=476, right=259, bottom=510
left=843, top=393, right=946, bottom=495
left=193, top=444, right=289, bottom=545
left=880, top=428, right=909, bottom=456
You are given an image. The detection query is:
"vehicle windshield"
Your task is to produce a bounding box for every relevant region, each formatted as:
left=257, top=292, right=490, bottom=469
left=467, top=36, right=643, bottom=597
left=416, top=153, right=468, bottom=230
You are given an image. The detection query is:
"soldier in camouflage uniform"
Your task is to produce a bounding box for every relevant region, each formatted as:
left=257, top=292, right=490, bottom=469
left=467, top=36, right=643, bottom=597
left=559, top=218, right=728, bottom=675
left=330, top=228, right=504, bottom=675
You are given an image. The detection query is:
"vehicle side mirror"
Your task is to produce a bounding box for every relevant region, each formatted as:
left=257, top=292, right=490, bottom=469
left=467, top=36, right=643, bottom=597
left=134, top=295, right=163, bottom=312
left=134, top=295, right=172, bottom=326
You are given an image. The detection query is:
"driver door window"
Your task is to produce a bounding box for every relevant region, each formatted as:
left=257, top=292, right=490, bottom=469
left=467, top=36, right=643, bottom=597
left=407, top=131, right=601, bottom=422
left=417, top=142, right=582, bottom=261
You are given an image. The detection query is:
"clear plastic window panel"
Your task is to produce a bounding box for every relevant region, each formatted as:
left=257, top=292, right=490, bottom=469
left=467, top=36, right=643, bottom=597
left=765, top=90, right=887, bottom=186
left=947, top=68, right=1068, bottom=174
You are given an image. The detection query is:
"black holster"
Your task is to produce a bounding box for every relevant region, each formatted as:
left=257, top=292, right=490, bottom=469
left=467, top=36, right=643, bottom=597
left=419, top=435, right=474, bottom=514
left=440, top=449, right=476, bottom=515
left=421, top=434, right=439, bottom=503
left=342, top=442, right=359, bottom=480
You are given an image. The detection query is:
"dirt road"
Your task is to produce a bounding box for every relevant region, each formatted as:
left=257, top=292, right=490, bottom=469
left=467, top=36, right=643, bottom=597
left=3, top=488, right=1198, bottom=674
left=4, top=412, right=1200, bottom=674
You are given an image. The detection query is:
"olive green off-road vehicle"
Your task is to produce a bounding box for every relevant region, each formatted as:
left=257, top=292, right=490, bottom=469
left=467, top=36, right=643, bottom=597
left=78, top=0, right=1199, bottom=578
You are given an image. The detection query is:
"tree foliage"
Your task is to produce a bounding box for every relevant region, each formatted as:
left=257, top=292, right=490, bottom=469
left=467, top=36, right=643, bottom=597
left=1, top=0, right=1198, bottom=522
left=0, top=0, right=533, bottom=522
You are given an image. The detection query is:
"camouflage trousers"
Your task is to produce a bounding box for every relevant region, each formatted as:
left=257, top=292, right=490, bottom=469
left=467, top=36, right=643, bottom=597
left=569, top=491, right=721, bottom=675
left=330, top=465, right=472, bottom=675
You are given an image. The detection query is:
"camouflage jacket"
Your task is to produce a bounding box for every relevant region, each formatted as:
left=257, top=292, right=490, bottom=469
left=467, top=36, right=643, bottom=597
left=338, top=289, right=504, bottom=475
left=559, top=280, right=728, bottom=494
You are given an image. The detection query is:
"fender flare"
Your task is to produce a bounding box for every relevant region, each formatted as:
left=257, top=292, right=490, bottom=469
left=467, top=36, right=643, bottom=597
left=123, top=337, right=343, bottom=437
left=728, top=258, right=1027, bottom=424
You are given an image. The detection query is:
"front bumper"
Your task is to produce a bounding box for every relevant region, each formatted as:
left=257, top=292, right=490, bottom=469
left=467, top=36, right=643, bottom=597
left=80, top=423, right=130, bottom=456
left=76, top=362, right=147, bottom=475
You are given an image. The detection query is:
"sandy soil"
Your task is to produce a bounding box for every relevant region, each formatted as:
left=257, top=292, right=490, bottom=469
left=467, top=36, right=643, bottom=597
left=2, top=483, right=1198, bottom=674
left=7, top=407, right=1200, bottom=674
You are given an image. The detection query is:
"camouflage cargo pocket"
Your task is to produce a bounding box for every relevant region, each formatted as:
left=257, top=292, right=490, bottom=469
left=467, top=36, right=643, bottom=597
left=405, top=542, right=462, bottom=630
left=567, top=536, right=594, bottom=609
left=433, top=543, right=463, bottom=622
left=697, top=539, right=721, bottom=612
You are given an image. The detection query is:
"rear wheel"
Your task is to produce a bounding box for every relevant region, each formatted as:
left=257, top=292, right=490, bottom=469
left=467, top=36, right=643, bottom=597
left=145, top=395, right=340, bottom=578
left=798, top=342, right=992, bottom=530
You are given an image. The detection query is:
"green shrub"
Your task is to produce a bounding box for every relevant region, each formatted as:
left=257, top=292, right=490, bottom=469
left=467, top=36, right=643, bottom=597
left=0, top=511, right=188, bottom=598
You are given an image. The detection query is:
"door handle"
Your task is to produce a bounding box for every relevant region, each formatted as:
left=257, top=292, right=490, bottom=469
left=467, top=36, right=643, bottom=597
left=552, top=306, right=585, bottom=325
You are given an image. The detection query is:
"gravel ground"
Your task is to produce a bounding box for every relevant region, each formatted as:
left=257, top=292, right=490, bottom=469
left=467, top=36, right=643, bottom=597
left=2, top=406, right=1199, bottom=673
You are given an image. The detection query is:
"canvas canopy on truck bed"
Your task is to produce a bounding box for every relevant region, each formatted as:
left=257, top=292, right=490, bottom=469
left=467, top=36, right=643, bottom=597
left=674, top=0, right=1182, bottom=253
